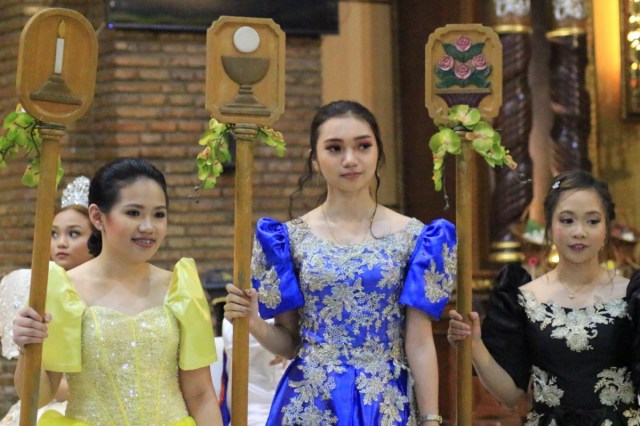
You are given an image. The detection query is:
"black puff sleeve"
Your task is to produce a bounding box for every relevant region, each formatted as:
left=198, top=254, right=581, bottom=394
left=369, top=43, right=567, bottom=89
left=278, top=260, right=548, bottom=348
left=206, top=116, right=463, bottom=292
left=626, top=269, right=640, bottom=387
left=481, top=263, right=532, bottom=391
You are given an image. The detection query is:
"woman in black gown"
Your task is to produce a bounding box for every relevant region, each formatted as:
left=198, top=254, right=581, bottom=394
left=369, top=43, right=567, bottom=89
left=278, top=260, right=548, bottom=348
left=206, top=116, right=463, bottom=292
left=448, top=170, right=640, bottom=425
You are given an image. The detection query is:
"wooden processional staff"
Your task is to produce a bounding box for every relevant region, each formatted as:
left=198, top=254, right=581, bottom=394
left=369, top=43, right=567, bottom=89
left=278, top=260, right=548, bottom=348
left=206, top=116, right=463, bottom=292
left=425, top=24, right=503, bottom=425
left=14, top=8, right=98, bottom=426
left=205, top=16, right=285, bottom=426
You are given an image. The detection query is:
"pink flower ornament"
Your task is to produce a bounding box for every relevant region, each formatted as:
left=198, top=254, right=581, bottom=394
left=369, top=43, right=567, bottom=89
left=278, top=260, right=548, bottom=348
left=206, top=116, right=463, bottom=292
left=471, top=54, right=488, bottom=70
left=455, top=36, right=472, bottom=52
left=454, top=63, right=472, bottom=80
left=438, top=55, right=454, bottom=71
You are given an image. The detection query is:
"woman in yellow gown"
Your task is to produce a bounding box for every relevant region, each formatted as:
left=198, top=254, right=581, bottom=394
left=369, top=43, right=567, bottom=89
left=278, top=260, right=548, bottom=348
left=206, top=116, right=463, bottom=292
left=12, top=158, right=223, bottom=426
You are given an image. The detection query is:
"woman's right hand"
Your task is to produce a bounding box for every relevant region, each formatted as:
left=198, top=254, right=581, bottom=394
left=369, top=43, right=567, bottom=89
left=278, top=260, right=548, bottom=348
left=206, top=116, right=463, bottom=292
left=268, top=354, right=289, bottom=368
left=12, top=306, right=51, bottom=350
left=223, top=283, right=260, bottom=326
left=447, top=309, right=481, bottom=347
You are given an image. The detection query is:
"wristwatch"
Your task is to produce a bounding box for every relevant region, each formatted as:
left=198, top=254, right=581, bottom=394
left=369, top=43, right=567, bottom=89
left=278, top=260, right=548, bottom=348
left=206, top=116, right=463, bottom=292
left=418, top=414, right=443, bottom=424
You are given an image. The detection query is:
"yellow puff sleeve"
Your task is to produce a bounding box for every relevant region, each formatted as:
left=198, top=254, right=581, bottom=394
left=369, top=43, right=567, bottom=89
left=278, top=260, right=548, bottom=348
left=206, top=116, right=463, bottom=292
left=42, top=262, right=85, bottom=372
left=166, top=258, right=217, bottom=370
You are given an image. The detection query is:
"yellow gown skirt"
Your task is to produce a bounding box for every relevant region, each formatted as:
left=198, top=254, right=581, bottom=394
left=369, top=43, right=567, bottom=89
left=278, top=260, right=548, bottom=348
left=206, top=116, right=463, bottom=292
left=38, top=411, right=196, bottom=426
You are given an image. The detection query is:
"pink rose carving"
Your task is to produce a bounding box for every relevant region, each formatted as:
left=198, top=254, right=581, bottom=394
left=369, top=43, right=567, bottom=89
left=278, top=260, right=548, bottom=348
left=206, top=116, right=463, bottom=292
left=438, top=55, right=454, bottom=71
left=454, top=63, right=472, bottom=80
left=471, top=54, right=488, bottom=70
left=455, top=36, right=472, bottom=52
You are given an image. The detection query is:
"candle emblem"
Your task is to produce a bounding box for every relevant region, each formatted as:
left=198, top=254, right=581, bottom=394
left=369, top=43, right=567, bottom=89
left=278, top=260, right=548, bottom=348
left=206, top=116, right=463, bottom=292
left=30, top=18, right=81, bottom=105
left=54, top=20, right=66, bottom=74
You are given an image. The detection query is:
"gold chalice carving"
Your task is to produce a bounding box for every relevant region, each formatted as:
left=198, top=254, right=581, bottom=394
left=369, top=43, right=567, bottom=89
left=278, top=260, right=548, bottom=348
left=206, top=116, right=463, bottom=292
left=220, top=26, right=271, bottom=116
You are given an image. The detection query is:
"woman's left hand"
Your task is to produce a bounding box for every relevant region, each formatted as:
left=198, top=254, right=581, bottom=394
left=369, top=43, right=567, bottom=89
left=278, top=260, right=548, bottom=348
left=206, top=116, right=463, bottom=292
left=223, top=283, right=260, bottom=325
left=447, top=309, right=480, bottom=346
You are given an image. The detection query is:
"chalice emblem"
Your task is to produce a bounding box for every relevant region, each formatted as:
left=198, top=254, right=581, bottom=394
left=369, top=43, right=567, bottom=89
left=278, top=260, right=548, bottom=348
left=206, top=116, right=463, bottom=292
left=220, top=26, right=270, bottom=116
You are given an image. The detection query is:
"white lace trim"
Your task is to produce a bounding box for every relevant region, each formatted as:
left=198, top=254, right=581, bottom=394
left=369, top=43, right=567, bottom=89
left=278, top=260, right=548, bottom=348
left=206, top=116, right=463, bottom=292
left=519, top=292, right=628, bottom=352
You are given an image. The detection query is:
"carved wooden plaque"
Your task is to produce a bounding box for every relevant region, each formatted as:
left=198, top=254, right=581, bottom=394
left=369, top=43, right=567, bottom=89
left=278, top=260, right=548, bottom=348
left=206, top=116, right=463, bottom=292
left=17, top=8, right=98, bottom=125
left=206, top=16, right=285, bottom=126
left=425, top=24, right=502, bottom=123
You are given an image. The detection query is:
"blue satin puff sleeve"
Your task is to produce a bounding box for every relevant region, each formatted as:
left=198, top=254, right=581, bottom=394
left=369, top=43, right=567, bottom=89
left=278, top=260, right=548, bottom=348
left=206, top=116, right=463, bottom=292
left=399, top=218, right=457, bottom=319
left=252, top=217, right=304, bottom=319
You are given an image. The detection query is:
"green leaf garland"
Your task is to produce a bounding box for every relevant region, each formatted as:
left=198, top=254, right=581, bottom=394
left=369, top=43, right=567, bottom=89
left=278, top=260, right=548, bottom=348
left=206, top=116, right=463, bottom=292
left=0, top=106, right=63, bottom=187
left=429, top=105, right=517, bottom=191
left=196, top=118, right=286, bottom=189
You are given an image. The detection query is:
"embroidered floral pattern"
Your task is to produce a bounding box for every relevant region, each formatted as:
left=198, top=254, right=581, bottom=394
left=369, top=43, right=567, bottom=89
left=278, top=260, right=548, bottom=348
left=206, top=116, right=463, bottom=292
left=0, top=269, right=31, bottom=359
left=524, top=411, right=543, bottom=426
left=594, top=367, right=635, bottom=408
left=510, top=288, right=639, bottom=423
left=519, top=292, right=628, bottom=352
left=251, top=218, right=453, bottom=425
left=624, top=408, right=640, bottom=425
left=251, top=245, right=282, bottom=309
left=425, top=243, right=457, bottom=303
left=531, top=366, right=564, bottom=407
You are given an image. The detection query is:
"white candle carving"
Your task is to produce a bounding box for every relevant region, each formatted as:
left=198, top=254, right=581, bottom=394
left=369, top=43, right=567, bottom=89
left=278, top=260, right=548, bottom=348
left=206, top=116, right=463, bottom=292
left=54, top=20, right=66, bottom=74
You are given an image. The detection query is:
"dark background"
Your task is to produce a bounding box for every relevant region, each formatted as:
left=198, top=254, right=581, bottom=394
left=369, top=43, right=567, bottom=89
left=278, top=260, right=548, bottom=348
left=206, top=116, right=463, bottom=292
left=106, top=0, right=339, bottom=34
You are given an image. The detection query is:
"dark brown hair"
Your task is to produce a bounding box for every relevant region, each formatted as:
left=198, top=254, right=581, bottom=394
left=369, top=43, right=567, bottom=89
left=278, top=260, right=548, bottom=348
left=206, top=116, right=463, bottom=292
left=543, top=170, right=616, bottom=263
left=288, top=100, right=386, bottom=217
left=87, top=158, right=168, bottom=256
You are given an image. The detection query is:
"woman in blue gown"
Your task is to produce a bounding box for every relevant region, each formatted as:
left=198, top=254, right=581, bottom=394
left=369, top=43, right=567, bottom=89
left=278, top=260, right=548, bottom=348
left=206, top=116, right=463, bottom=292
left=224, top=100, right=456, bottom=425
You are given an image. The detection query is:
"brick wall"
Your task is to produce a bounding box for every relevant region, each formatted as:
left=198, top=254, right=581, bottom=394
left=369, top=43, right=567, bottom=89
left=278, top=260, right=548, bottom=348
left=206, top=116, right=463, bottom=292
left=0, top=0, right=324, bottom=414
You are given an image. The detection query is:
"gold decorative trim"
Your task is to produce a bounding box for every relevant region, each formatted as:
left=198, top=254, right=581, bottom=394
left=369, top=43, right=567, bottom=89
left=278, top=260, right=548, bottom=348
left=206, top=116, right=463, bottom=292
left=490, top=251, right=525, bottom=263
left=489, top=240, right=525, bottom=263
left=492, top=241, right=521, bottom=249
left=493, top=24, right=533, bottom=34
left=546, top=28, right=586, bottom=39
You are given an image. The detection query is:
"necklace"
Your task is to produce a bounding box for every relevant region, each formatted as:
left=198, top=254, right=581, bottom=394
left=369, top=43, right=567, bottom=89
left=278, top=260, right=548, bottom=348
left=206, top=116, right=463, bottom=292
left=322, top=203, right=375, bottom=245
left=559, top=281, right=582, bottom=299
left=558, top=278, right=600, bottom=299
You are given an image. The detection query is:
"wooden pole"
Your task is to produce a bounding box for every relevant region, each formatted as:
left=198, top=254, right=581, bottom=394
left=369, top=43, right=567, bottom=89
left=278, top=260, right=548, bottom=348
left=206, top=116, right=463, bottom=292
left=14, top=8, right=96, bottom=424
left=425, top=22, right=502, bottom=425
left=230, top=123, right=258, bottom=426
left=455, top=141, right=475, bottom=426
left=206, top=17, right=285, bottom=425
left=456, top=2, right=477, bottom=416
left=19, top=124, right=64, bottom=426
